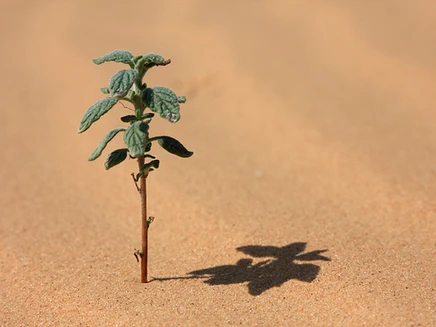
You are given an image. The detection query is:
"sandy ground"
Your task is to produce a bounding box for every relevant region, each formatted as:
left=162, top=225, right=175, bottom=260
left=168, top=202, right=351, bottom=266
left=1, top=0, right=436, bottom=326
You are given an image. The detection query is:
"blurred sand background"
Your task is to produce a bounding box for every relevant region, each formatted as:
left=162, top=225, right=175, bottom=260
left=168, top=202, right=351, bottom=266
left=1, top=0, right=435, bottom=326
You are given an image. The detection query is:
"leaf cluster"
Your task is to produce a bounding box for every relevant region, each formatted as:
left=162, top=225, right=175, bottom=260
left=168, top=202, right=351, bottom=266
left=78, top=50, right=193, bottom=173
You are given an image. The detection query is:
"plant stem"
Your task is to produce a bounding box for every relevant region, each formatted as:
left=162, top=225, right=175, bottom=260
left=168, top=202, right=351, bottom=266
left=138, top=155, right=148, bottom=283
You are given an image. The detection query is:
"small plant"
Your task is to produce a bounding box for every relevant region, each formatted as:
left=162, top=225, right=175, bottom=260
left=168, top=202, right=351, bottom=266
left=78, top=50, right=193, bottom=283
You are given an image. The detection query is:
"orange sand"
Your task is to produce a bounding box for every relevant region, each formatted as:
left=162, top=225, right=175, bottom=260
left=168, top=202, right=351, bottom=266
left=1, top=1, right=435, bottom=326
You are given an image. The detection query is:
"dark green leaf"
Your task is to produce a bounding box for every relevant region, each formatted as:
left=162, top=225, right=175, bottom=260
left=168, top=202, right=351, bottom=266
left=121, top=115, right=138, bottom=123
left=140, top=160, right=160, bottom=172
left=141, top=113, right=155, bottom=120
left=136, top=172, right=143, bottom=181
left=104, top=148, right=128, bottom=170
left=142, top=87, right=180, bottom=123
left=88, top=128, right=125, bottom=161
left=145, top=142, right=152, bottom=152
left=78, top=97, right=118, bottom=133
left=93, top=50, right=134, bottom=66
left=109, top=69, right=138, bottom=97
left=177, top=96, right=187, bottom=103
left=155, top=136, right=193, bottom=158
left=144, top=154, right=156, bottom=159
left=139, top=122, right=149, bottom=134
left=123, top=121, right=148, bottom=158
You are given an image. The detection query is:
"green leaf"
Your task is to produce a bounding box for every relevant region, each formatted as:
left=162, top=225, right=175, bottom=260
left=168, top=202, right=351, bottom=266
left=144, top=154, right=156, bottom=159
left=132, top=55, right=143, bottom=63
left=136, top=53, right=171, bottom=74
left=88, top=128, right=126, bottom=161
left=109, top=69, right=138, bottom=97
left=139, top=122, right=149, bottom=133
left=143, top=53, right=166, bottom=65
left=155, top=136, right=193, bottom=158
left=101, top=86, right=110, bottom=94
left=104, top=148, right=128, bottom=170
left=177, top=96, right=187, bottom=104
left=140, top=159, right=160, bottom=172
left=141, top=113, right=155, bottom=120
left=142, top=87, right=180, bottom=123
left=78, top=97, right=118, bottom=133
left=120, top=115, right=138, bottom=123
left=131, top=143, right=152, bottom=157
left=93, top=50, right=134, bottom=66
left=123, top=121, right=148, bottom=158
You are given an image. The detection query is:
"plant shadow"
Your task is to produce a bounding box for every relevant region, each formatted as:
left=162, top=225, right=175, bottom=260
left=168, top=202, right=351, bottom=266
left=152, top=242, right=331, bottom=296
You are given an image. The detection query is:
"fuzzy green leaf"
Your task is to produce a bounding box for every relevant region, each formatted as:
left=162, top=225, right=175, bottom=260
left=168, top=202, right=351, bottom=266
left=101, top=86, right=110, bottom=94
left=132, top=55, right=143, bottom=63
left=78, top=97, right=118, bottom=133
left=177, top=96, right=187, bottom=104
left=123, top=121, right=148, bottom=158
left=137, top=53, right=171, bottom=75
left=143, top=53, right=166, bottom=65
left=155, top=136, right=193, bottom=158
left=131, top=143, right=152, bottom=158
left=104, top=148, right=128, bottom=170
left=140, top=159, right=160, bottom=172
left=109, top=69, right=138, bottom=97
left=93, top=50, right=134, bottom=66
left=88, top=128, right=125, bottom=161
left=120, top=115, right=138, bottom=123
left=142, top=87, right=180, bottom=123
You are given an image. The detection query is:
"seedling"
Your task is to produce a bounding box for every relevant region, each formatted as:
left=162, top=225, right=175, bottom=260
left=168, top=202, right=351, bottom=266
left=78, top=50, right=193, bottom=283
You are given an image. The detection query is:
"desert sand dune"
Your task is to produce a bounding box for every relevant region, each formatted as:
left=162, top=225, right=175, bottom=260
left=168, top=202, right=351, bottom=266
left=1, top=1, right=435, bottom=326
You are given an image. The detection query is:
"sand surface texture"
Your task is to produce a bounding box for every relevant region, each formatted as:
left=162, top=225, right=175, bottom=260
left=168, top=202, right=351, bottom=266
left=1, top=1, right=435, bottom=326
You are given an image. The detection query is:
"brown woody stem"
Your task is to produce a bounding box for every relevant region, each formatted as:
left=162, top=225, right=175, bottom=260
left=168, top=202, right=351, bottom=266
left=137, top=155, right=149, bottom=283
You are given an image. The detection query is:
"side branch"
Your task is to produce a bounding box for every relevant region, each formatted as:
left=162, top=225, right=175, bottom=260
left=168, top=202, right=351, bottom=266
left=131, top=173, right=141, bottom=193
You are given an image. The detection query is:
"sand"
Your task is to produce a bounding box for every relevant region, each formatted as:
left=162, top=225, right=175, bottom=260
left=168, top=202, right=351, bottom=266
left=1, top=0, right=435, bottom=326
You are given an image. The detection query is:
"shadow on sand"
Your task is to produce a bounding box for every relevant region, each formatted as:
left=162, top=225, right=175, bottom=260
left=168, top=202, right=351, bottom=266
left=152, top=242, right=331, bottom=295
